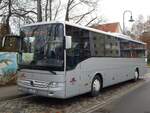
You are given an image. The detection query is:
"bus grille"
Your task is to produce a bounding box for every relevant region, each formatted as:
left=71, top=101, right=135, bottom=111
left=19, top=80, right=48, bottom=88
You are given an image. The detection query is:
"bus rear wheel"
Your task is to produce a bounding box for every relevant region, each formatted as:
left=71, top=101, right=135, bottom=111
left=90, top=76, right=102, bottom=97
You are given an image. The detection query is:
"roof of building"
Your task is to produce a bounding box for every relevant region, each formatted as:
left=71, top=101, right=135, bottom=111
left=92, top=22, right=122, bottom=33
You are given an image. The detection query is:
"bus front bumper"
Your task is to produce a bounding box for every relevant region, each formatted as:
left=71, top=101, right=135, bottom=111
left=18, top=84, right=66, bottom=99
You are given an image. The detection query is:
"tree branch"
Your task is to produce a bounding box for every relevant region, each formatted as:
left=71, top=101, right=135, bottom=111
left=49, top=0, right=52, bottom=21
left=69, top=8, right=95, bottom=24
left=69, top=1, right=82, bottom=11
left=85, top=17, right=97, bottom=26
left=12, top=12, right=35, bottom=23
left=0, top=2, right=8, bottom=10
left=11, top=5, right=37, bottom=18
left=45, top=0, right=48, bottom=21
left=53, top=0, right=61, bottom=20
left=13, top=8, right=37, bottom=15
left=65, top=0, right=75, bottom=21
left=37, top=0, right=42, bottom=22
left=70, top=8, right=95, bottom=19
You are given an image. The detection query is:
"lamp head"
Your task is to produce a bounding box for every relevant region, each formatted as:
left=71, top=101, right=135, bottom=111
left=129, top=15, right=134, bottom=22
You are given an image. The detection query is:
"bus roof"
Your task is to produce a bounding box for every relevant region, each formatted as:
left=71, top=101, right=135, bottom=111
left=112, top=33, right=146, bottom=45
left=22, top=21, right=146, bottom=45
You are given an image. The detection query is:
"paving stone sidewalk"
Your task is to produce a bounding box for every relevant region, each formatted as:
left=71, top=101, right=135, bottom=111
left=0, top=85, right=24, bottom=101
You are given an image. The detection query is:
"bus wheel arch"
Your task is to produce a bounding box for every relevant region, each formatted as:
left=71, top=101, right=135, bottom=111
left=90, top=73, right=103, bottom=97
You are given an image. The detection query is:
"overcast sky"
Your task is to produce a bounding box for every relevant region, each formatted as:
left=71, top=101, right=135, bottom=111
left=99, top=0, right=149, bottom=28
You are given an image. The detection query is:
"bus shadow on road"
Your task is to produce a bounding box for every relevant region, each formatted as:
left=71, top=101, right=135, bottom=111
left=102, top=78, right=145, bottom=93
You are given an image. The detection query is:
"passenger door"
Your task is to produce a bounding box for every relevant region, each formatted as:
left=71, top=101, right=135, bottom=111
left=65, top=65, right=81, bottom=98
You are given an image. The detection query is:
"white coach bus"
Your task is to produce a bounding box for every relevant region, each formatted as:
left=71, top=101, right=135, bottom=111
left=1, top=21, right=147, bottom=98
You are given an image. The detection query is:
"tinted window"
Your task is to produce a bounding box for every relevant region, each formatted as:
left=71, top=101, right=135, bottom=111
left=105, top=35, right=119, bottom=57
left=120, top=39, right=145, bottom=58
left=66, top=25, right=90, bottom=69
left=90, top=32, right=105, bottom=56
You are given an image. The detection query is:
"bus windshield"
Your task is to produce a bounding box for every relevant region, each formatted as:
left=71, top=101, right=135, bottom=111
left=19, top=23, right=64, bottom=71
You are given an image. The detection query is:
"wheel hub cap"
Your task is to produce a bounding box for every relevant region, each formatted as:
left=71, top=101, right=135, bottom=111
left=93, top=79, right=100, bottom=91
left=135, top=71, right=138, bottom=79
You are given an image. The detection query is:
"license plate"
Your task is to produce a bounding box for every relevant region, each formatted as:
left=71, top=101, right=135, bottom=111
left=29, top=89, right=36, bottom=93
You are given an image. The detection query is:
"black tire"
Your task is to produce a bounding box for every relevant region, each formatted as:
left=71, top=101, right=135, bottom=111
left=90, top=76, right=102, bottom=97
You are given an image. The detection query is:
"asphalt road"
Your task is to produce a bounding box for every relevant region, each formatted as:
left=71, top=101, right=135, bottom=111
left=94, top=67, right=150, bottom=113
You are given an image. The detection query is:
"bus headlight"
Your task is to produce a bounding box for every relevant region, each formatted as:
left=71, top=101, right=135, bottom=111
left=48, top=82, right=64, bottom=88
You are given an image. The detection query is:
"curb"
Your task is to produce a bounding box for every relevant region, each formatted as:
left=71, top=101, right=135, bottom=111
left=0, top=94, right=28, bottom=102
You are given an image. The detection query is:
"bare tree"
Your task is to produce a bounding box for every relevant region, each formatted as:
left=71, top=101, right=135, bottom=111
left=37, top=0, right=42, bottom=22
left=49, top=0, right=52, bottom=21
left=53, top=0, right=61, bottom=20
left=0, top=0, right=103, bottom=34
left=65, top=0, right=72, bottom=21
left=45, top=0, right=48, bottom=21
left=0, top=0, right=37, bottom=34
left=0, top=0, right=12, bottom=33
left=65, top=0, right=100, bottom=25
left=85, top=17, right=97, bottom=26
left=131, top=15, right=145, bottom=37
left=5, top=0, right=11, bottom=33
left=73, top=8, right=95, bottom=23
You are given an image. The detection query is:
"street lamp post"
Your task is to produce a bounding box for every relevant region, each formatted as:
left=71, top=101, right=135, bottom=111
left=123, top=10, right=134, bottom=34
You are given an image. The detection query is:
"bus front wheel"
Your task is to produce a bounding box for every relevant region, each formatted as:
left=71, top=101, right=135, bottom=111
left=90, top=76, right=102, bottom=97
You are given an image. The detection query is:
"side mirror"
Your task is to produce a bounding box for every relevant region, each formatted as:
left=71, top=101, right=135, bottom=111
left=65, top=36, right=72, bottom=49
left=2, top=36, right=14, bottom=48
left=2, top=36, right=6, bottom=48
